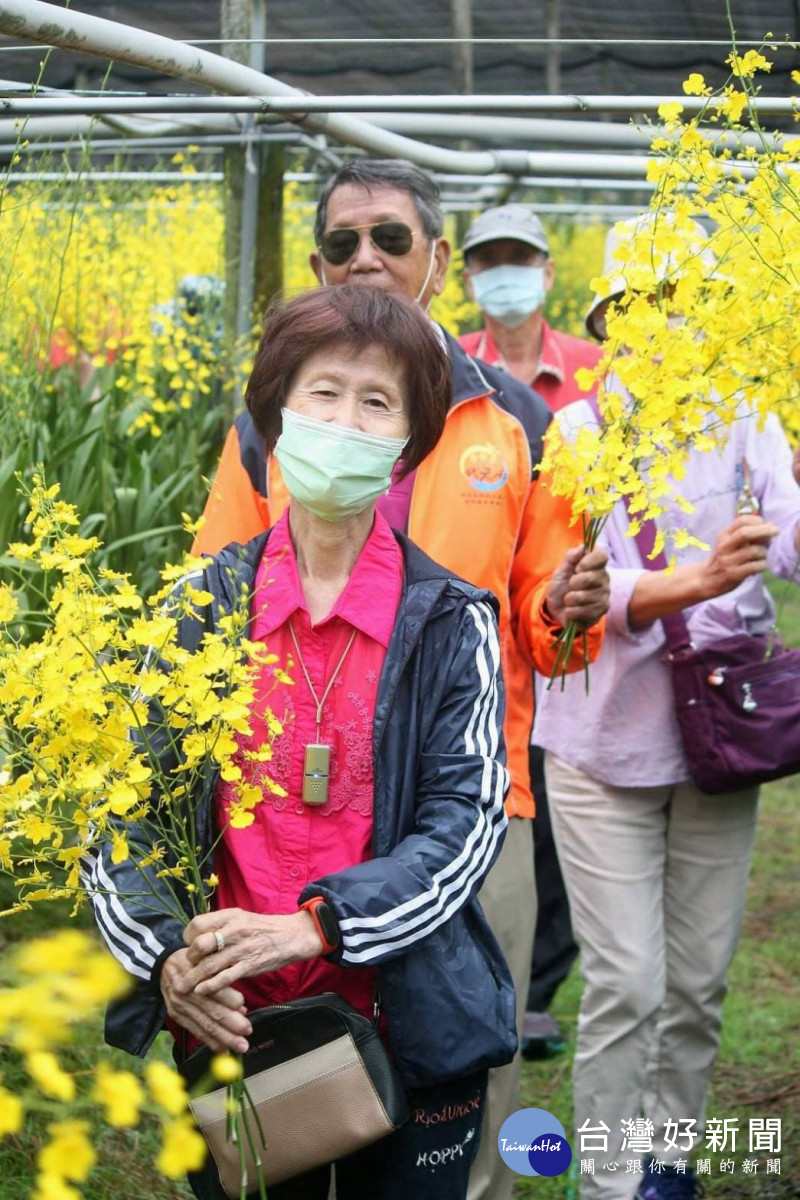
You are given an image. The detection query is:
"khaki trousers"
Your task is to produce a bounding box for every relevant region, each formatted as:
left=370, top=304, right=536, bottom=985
left=468, top=816, right=535, bottom=1200
left=545, top=753, right=759, bottom=1200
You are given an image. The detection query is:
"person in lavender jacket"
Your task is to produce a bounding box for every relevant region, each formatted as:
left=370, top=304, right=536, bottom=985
left=533, top=226, right=800, bottom=1200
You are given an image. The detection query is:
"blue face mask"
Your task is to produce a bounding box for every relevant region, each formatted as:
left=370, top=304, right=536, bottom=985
left=470, top=265, right=546, bottom=328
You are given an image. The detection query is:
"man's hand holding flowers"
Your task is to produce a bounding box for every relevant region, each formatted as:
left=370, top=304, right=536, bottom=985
left=627, top=514, right=783, bottom=630
left=545, top=546, right=610, bottom=628
left=700, top=514, right=783, bottom=593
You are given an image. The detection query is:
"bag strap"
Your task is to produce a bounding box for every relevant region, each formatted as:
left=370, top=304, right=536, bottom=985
left=585, top=396, right=693, bottom=653
left=627, top=508, right=693, bottom=652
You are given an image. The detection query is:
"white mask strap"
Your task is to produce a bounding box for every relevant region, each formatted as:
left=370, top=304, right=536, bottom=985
left=415, top=240, right=438, bottom=309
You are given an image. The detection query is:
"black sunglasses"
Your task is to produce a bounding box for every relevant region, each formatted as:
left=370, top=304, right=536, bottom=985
left=319, top=221, right=417, bottom=266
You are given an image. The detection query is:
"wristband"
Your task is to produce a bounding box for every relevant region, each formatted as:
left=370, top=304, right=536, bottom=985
left=299, top=897, right=341, bottom=956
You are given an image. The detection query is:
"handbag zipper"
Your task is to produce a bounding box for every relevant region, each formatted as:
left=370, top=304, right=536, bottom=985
left=708, top=666, right=800, bottom=692
left=180, top=995, right=373, bottom=1068
left=746, top=668, right=800, bottom=689
left=739, top=668, right=800, bottom=712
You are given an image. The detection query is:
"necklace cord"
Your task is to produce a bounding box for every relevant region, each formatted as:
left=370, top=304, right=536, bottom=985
left=288, top=620, right=358, bottom=737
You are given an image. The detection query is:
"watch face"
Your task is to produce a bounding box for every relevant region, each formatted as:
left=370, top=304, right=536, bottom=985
left=317, top=903, right=341, bottom=949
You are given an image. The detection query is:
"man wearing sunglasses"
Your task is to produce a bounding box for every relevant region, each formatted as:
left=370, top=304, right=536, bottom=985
left=193, top=158, right=609, bottom=1200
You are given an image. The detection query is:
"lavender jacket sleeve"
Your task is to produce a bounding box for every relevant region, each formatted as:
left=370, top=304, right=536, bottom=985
left=750, top=413, right=800, bottom=581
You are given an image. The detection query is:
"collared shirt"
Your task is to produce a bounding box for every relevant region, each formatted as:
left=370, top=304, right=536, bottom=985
left=533, top=400, right=800, bottom=788
left=459, top=320, right=603, bottom=413
left=376, top=459, right=416, bottom=532
left=372, top=317, right=447, bottom=533
left=212, top=509, right=403, bottom=1018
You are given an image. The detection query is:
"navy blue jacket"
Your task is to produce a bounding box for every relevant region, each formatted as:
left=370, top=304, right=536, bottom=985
left=84, top=531, right=517, bottom=1087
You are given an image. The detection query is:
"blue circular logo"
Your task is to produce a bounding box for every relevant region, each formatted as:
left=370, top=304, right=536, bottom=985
left=497, top=1108, right=572, bottom=1177
left=528, top=1131, right=572, bottom=1177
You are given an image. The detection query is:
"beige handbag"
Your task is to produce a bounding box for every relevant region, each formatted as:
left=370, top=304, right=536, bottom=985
left=181, top=994, right=409, bottom=1196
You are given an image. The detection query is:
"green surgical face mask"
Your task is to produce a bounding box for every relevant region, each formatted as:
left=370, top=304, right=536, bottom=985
left=274, top=407, right=408, bottom=522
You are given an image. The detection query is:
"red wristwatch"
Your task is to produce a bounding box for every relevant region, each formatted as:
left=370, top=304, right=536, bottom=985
left=299, top=896, right=341, bottom=956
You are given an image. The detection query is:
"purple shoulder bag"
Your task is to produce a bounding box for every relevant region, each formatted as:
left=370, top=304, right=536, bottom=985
left=633, top=518, right=800, bottom=794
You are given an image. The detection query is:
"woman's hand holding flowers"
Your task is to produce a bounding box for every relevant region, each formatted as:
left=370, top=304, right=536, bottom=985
left=160, top=948, right=253, bottom=1054
left=177, top=908, right=325, bottom=999
left=698, top=514, right=779, bottom=598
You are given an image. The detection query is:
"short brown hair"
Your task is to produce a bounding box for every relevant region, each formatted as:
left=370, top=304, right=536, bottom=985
left=245, top=286, right=451, bottom=476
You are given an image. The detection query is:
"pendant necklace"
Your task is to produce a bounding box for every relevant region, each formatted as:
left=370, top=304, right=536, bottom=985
left=288, top=620, right=357, bottom=806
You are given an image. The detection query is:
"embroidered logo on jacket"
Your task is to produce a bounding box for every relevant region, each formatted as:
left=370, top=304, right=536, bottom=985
left=459, top=443, right=509, bottom=492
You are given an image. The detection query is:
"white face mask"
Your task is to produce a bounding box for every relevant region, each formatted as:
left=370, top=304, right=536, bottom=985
left=319, top=241, right=438, bottom=310
left=274, top=407, right=408, bottom=523
left=470, top=264, right=546, bottom=328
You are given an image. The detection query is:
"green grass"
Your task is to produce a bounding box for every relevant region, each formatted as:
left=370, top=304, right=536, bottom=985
left=768, top=572, right=800, bottom=652
left=515, top=776, right=799, bottom=1198
left=1, top=586, right=798, bottom=1198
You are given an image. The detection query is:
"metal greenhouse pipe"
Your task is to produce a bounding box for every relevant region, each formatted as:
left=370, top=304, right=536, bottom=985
left=0, top=104, right=675, bottom=149
left=359, top=113, right=786, bottom=152
left=1, top=93, right=797, bottom=117
left=0, top=0, right=509, bottom=173
left=0, top=107, right=782, bottom=157
left=0, top=112, right=249, bottom=142
left=3, top=170, right=223, bottom=182
left=1, top=2, right=793, bottom=177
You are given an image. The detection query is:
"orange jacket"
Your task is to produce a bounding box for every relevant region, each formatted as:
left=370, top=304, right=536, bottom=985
left=193, top=331, right=603, bottom=817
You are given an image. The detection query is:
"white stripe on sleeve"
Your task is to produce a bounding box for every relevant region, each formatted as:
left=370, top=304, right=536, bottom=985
left=338, top=601, right=508, bottom=959
left=341, top=765, right=508, bottom=964
left=91, top=853, right=166, bottom=959
left=81, top=862, right=155, bottom=980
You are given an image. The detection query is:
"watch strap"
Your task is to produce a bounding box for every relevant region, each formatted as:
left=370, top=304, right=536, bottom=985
left=299, top=896, right=341, bottom=956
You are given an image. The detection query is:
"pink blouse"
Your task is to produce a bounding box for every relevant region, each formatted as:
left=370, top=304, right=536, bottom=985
left=212, top=510, right=403, bottom=1019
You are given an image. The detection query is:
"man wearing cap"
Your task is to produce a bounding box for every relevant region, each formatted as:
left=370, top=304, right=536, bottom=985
left=460, top=204, right=602, bottom=410
left=459, top=204, right=604, bottom=1065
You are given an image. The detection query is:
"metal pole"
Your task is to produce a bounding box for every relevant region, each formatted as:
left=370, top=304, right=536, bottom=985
left=451, top=0, right=474, bottom=239
left=222, top=0, right=252, bottom=344
left=545, top=0, right=561, bottom=96
left=0, top=94, right=796, bottom=116
left=255, top=132, right=284, bottom=315
left=246, top=0, right=285, bottom=322
left=451, top=0, right=473, bottom=97
left=1, top=111, right=786, bottom=155
left=0, top=2, right=794, bottom=179
left=2, top=170, right=223, bottom=181
left=0, top=36, right=792, bottom=48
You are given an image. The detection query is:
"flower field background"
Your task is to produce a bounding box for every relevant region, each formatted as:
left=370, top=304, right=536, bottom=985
left=0, top=158, right=606, bottom=610
left=0, top=149, right=608, bottom=1199
left=2, top=41, right=800, bottom=1195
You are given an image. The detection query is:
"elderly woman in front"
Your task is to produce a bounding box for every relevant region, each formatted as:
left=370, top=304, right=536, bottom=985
left=88, top=286, right=515, bottom=1200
